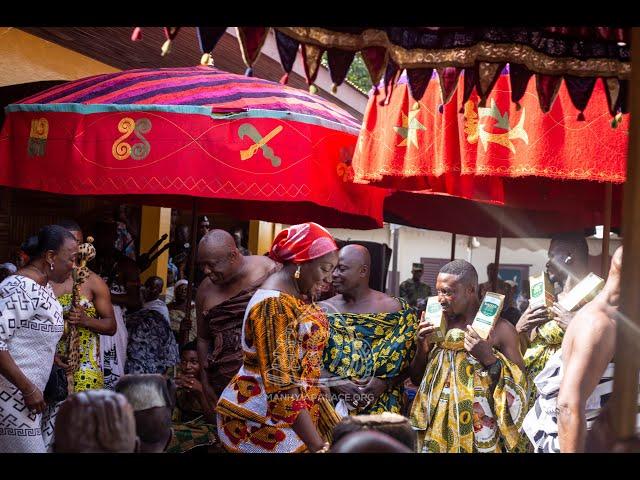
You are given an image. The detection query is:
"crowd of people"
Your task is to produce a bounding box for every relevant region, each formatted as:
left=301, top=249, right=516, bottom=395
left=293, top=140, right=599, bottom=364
left=0, top=215, right=636, bottom=453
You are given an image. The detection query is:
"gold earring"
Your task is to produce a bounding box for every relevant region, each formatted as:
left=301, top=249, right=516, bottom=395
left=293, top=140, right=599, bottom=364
left=294, top=265, right=301, bottom=279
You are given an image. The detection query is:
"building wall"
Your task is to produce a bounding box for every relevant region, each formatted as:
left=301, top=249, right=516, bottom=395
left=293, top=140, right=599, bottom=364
left=328, top=224, right=621, bottom=289
left=0, top=28, right=119, bottom=86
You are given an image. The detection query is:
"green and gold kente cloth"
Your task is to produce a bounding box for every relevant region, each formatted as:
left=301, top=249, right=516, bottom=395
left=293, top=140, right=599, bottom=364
left=323, top=298, right=418, bottom=414
left=409, top=328, right=527, bottom=453
left=167, top=389, right=220, bottom=453
left=57, top=294, right=104, bottom=391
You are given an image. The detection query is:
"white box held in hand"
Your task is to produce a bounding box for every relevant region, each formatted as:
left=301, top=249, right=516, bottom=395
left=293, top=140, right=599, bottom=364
left=472, top=292, right=505, bottom=340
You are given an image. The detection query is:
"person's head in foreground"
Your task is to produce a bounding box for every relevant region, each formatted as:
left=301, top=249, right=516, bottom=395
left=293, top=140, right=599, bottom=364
left=331, top=430, right=413, bottom=453
left=332, top=412, right=416, bottom=452
left=436, top=259, right=479, bottom=320
left=115, top=374, right=175, bottom=453
left=53, top=390, right=138, bottom=453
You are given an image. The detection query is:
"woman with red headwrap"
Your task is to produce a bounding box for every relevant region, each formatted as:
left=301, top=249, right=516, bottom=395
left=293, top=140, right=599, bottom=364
left=216, top=223, right=339, bottom=453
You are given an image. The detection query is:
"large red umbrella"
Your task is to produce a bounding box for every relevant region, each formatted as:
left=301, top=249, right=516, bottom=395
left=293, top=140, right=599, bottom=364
left=0, top=66, right=385, bottom=229
left=347, top=68, right=627, bottom=238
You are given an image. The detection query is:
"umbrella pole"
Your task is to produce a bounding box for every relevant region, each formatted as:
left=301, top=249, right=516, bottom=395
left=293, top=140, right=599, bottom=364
left=450, top=233, right=456, bottom=261
left=611, top=26, right=640, bottom=441
left=492, top=226, right=503, bottom=292
left=180, top=198, right=199, bottom=347
left=601, top=182, right=613, bottom=278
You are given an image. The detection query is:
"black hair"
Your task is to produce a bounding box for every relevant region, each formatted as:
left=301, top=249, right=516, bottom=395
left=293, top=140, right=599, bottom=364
left=57, top=218, right=82, bottom=233
left=180, top=340, right=197, bottom=354
left=21, top=225, right=76, bottom=259
left=439, top=259, right=479, bottom=290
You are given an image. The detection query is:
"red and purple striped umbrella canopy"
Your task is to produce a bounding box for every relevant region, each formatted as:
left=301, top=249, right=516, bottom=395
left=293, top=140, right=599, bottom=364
left=1, top=66, right=385, bottom=228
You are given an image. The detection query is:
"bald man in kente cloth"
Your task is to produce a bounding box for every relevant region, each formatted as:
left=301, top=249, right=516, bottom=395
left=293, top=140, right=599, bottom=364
left=321, top=245, right=418, bottom=415
left=196, top=230, right=280, bottom=413
left=409, top=260, right=527, bottom=453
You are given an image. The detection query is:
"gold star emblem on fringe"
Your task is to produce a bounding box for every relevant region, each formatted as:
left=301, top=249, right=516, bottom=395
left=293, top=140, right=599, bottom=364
left=393, top=106, right=426, bottom=147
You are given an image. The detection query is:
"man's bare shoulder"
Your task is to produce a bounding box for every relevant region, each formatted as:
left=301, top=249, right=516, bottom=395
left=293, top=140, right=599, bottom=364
left=247, top=255, right=279, bottom=272
left=321, top=294, right=344, bottom=313
left=87, top=271, right=111, bottom=297
left=373, top=290, right=402, bottom=311
left=495, top=317, right=519, bottom=343
left=564, top=302, right=616, bottom=352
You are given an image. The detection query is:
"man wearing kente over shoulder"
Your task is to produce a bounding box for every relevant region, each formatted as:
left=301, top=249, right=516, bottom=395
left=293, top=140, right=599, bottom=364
left=321, top=245, right=418, bottom=415
left=409, top=260, right=527, bottom=453
left=41, top=219, right=117, bottom=450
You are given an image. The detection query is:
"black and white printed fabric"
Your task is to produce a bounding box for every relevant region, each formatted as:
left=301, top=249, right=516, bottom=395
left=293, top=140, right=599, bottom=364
left=0, top=275, right=63, bottom=453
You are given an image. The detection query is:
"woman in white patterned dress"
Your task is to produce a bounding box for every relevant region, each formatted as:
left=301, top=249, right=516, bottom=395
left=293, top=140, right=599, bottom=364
left=0, top=225, right=77, bottom=453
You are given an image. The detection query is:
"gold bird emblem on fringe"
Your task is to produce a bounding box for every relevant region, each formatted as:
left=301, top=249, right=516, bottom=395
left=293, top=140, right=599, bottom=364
left=465, top=99, right=528, bottom=154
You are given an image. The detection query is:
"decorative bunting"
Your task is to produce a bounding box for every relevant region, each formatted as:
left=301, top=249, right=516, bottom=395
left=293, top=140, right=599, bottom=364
left=604, top=78, right=622, bottom=117
left=360, top=47, right=388, bottom=88
left=564, top=76, right=597, bottom=120
left=381, top=60, right=400, bottom=105
left=131, top=27, right=142, bottom=41
left=535, top=74, right=563, bottom=113
left=196, top=27, right=227, bottom=54
left=476, top=62, right=505, bottom=107
left=301, top=43, right=325, bottom=85
left=236, top=27, right=269, bottom=68
left=275, top=30, right=300, bottom=82
left=406, top=68, right=434, bottom=102
left=126, top=27, right=630, bottom=118
left=461, top=68, right=477, bottom=112
left=161, top=27, right=181, bottom=57
left=436, top=67, right=461, bottom=105
left=327, top=49, right=356, bottom=88
left=509, top=63, right=534, bottom=108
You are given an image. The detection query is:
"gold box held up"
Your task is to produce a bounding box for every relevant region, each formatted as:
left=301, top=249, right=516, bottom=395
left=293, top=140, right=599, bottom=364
left=472, top=292, right=505, bottom=340
left=557, top=272, right=605, bottom=312
left=425, top=296, right=447, bottom=343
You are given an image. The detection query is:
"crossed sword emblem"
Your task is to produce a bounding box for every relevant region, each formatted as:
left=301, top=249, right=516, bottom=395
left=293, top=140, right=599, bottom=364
left=238, top=124, right=283, bottom=167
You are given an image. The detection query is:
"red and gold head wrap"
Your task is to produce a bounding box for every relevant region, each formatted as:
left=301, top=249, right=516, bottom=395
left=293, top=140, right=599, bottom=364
left=269, top=222, right=338, bottom=264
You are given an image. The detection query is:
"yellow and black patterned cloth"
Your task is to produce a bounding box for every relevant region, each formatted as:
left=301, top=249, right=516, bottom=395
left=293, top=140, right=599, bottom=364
left=512, top=319, right=565, bottom=452
left=57, top=294, right=104, bottom=392
left=323, top=298, right=418, bottom=414
left=410, top=328, right=527, bottom=453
